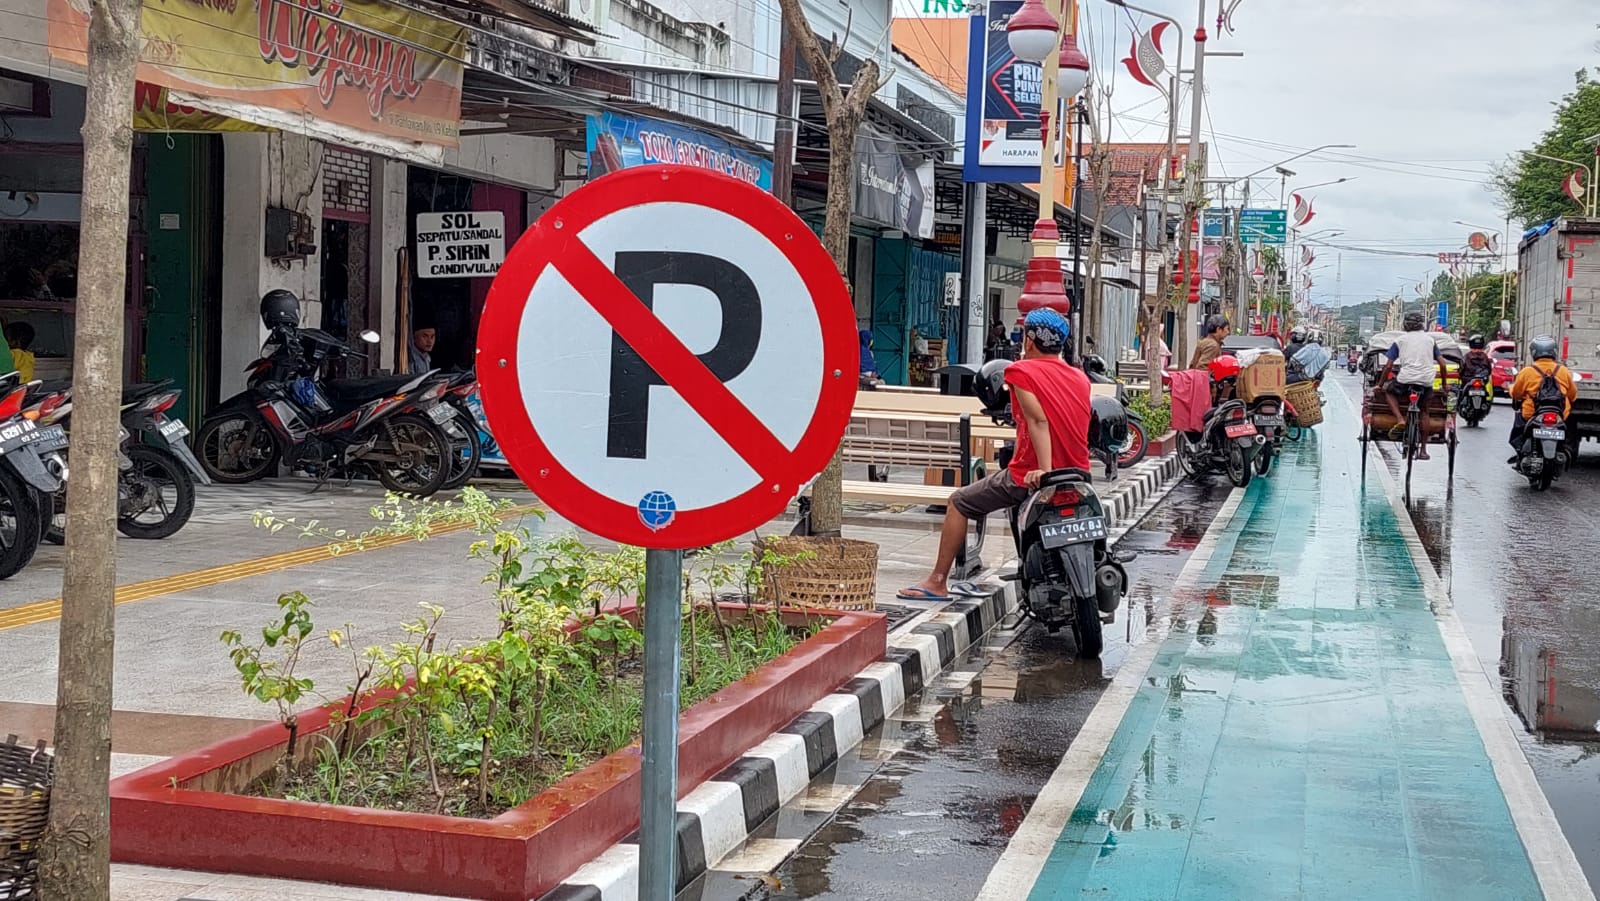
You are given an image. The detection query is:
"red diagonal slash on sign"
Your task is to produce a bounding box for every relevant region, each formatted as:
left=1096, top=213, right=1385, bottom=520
left=551, top=233, right=793, bottom=480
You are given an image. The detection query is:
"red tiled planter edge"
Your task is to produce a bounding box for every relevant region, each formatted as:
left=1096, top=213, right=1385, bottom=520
left=111, top=608, right=886, bottom=901
left=1151, top=430, right=1179, bottom=458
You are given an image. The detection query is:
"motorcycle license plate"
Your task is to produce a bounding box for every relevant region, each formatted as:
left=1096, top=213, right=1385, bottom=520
left=1533, top=427, right=1566, bottom=440
left=427, top=404, right=455, bottom=424
left=1039, top=516, right=1107, bottom=549
left=158, top=418, right=189, bottom=440
left=1254, top=415, right=1284, bottom=429
left=0, top=418, right=39, bottom=455
left=30, top=424, right=66, bottom=453
left=1468, top=388, right=1487, bottom=397
left=1224, top=423, right=1257, bottom=439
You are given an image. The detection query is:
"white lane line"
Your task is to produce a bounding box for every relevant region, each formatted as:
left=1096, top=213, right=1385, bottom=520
left=1341, top=386, right=1596, bottom=901
left=972, top=484, right=1249, bottom=901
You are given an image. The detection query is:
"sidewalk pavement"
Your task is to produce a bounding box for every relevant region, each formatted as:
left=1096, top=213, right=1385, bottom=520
left=981, top=390, right=1592, bottom=901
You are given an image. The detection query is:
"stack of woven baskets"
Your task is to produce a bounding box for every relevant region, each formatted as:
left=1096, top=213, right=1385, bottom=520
left=0, top=736, right=53, bottom=901
left=1285, top=380, right=1323, bottom=427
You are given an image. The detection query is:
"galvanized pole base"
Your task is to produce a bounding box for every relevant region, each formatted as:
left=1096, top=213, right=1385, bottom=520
left=639, top=548, right=684, bottom=900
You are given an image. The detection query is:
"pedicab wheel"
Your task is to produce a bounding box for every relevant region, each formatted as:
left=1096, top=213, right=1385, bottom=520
left=1447, top=429, right=1458, bottom=483
left=1285, top=423, right=1305, bottom=442
left=1359, top=423, right=1370, bottom=482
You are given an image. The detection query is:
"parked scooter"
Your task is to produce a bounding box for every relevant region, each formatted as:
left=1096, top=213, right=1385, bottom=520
left=1176, top=357, right=1261, bottom=489
left=1080, top=354, right=1150, bottom=467
left=0, top=373, right=67, bottom=580
left=974, top=360, right=1130, bottom=658
left=1513, top=406, right=1570, bottom=491
left=1246, top=393, right=1287, bottom=477
left=194, top=291, right=456, bottom=496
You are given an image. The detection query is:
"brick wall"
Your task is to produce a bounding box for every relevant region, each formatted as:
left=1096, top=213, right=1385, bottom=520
left=322, top=146, right=371, bottom=217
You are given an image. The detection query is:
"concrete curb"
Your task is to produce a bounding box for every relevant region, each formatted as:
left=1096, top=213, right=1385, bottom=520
left=542, top=589, right=1021, bottom=901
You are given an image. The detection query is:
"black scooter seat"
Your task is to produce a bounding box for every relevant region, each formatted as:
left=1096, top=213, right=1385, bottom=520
left=325, top=374, right=419, bottom=404
left=1039, top=468, right=1093, bottom=487
left=122, top=379, right=175, bottom=404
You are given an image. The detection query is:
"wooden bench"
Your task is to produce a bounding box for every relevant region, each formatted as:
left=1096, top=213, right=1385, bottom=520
left=1116, top=359, right=1152, bottom=392
left=872, top=384, right=942, bottom=396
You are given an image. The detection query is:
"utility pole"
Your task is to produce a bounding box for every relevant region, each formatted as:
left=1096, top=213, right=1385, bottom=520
left=772, top=20, right=795, bottom=207
left=1176, top=0, right=1208, bottom=363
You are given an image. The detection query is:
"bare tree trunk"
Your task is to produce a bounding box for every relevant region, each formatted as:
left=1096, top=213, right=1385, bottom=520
left=36, top=0, right=141, bottom=897
left=776, top=0, right=879, bottom=537
left=1083, top=143, right=1112, bottom=353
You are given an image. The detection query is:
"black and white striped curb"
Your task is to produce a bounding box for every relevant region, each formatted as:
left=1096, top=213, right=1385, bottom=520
left=1104, top=453, right=1183, bottom=530
left=540, top=590, right=1019, bottom=901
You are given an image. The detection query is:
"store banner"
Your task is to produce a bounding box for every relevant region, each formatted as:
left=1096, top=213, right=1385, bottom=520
left=585, top=112, right=773, bottom=191
left=962, top=0, right=1062, bottom=182
left=46, top=0, right=466, bottom=158
left=852, top=125, right=934, bottom=239
left=133, top=82, right=267, bottom=133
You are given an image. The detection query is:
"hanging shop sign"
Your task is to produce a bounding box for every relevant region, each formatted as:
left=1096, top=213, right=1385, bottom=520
left=585, top=112, right=773, bottom=192
left=46, top=0, right=467, bottom=161
left=415, top=211, right=506, bottom=279
left=962, top=0, right=1063, bottom=183
left=852, top=125, right=935, bottom=240
left=133, top=83, right=268, bottom=133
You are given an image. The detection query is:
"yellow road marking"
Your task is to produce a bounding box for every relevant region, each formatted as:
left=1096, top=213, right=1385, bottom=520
left=0, top=504, right=540, bottom=632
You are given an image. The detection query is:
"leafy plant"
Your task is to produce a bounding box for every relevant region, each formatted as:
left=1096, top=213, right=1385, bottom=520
left=1126, top=392, right=1172, bottom=438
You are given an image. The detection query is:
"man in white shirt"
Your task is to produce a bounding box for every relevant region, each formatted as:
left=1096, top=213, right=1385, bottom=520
left=1380, top=311, right=1442, bottom=458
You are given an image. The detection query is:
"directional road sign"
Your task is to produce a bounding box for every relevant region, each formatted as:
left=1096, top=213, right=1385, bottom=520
left=1238, top=208, right=1287, bottom=245
left=476, top=166, right=859, bottom=549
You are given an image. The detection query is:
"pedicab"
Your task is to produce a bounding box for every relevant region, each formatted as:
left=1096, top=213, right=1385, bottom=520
left=1358, top=331, right=1462, bottom=501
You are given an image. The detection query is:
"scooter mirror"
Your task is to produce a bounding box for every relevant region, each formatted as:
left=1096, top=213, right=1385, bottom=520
left=359, top=330, right=381, bottom=344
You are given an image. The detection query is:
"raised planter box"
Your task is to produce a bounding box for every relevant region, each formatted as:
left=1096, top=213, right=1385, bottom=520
left=110, top=608, right=887, bottom=901
left=1151, top=430, right=1179, bottom=458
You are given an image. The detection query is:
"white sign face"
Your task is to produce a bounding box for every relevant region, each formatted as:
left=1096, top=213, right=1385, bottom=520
left=517, top=201, right=828, bottom=511
left=415, top=211, right=505, bottom=279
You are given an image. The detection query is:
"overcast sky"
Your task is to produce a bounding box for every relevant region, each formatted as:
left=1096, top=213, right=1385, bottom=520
left=1071, top=0, right=1597, bottom=309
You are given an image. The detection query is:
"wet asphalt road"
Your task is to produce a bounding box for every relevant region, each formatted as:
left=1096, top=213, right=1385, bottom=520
left=1333, top=371, right=1600, bottom=893
left=709, top=480, right=1230, bottom=901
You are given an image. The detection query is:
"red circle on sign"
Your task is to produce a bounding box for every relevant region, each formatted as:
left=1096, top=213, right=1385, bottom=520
left=476, top=166, right=859, bottom=549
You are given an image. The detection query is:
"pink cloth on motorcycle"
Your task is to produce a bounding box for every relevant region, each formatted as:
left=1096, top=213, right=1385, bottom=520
left=1168, top=369, right=1212, bottom=434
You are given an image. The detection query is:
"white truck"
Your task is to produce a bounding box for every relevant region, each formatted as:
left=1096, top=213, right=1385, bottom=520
left=1517, top=217, right=1600, bottom=447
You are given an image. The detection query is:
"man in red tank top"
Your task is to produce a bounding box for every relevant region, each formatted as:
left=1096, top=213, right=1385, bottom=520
left=899, top=309, right=1091, bottom=601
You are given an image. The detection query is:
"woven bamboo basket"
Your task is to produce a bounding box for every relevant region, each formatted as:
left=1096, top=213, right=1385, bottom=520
left=1284, top=381, right=1323, bottom=427
left=0, top=736, right=53, bottom=901
left=756, top=537, right=879, bottom=612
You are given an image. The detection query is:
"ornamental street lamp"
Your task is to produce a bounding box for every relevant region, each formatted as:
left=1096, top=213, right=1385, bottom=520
left=1008, top=0, right=1092, bottom=333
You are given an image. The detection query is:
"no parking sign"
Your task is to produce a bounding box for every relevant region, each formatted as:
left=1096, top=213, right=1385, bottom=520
left=476, top=166, right=858, bottom=549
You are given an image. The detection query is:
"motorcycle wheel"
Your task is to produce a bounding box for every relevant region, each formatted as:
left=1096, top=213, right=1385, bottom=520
left=375, top=414, right=451, bottom=497
left=196, top=411, right=279, bottom=484
left=1071, top=592, right=1104, bottom=659
left=116, top=445, right=197, bottom=540
left=1116, top=420, right=1150, bottom=467
left=1177, top=435, right=1201, bottom=476
left=439, top=408, right=483, bottom=491
left=1226, top=443, right=1253, bottom=489
left=0, top=467, right=43, bottom=581
left=1534, top=469, right=1555, bottom=492
left=1252, top=445, right=1274, bottom=477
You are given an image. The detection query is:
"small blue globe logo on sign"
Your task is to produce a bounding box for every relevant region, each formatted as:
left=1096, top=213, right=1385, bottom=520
left=637, top=491, right=677, bottom=531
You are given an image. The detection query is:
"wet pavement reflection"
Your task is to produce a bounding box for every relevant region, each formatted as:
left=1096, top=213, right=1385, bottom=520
left=684, top=482, right=1228, bottom=901
left=1337, top=374, right=1600, bottom=892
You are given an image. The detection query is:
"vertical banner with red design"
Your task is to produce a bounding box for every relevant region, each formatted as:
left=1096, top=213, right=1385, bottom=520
left=47, top=0, right=466, bottom=159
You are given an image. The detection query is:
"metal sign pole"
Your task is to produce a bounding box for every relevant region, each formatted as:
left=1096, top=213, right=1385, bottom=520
left=639, top=547, right=684, bottom=901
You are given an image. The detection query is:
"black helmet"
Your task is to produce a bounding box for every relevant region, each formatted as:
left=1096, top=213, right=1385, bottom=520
left=1403, top=310, right=1426, bottom=331
left=260, top=289, right=301, bottom=329
left=975, top=359, right=1011, bottom=412
left=1530, top=335, right=1559, bottom=361
left=1468, top=334, right=1486, bottom=350
left=1203, top=314, right=1230, bottom=336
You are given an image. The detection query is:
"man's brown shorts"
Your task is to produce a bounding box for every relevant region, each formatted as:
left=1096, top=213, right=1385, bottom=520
left=950, top=469, right=1032, bottom=519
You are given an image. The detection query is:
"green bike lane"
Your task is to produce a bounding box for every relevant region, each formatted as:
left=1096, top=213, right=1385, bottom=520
left=977, top=389, right=1593, bottom=901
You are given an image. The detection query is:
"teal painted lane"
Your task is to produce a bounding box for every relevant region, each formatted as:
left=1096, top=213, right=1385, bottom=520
left=1025, top=392, right=1545, bottom=901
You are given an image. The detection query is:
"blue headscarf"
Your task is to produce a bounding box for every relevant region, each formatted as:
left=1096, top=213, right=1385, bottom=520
left=1023, top=309, right=1069, bottom=352
left=858, top=329, right=876, bottom=373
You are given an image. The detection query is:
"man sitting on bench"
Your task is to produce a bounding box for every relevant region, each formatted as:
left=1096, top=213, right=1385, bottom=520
left=899, top=309, right=1091, bottom=601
